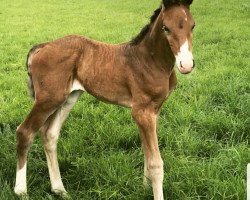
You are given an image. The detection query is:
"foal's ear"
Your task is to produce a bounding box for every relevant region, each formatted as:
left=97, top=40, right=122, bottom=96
left=185, top=0, right=193, bottom=5
left=162, top=0, right=173, bottom=8
left=162, top=0, right=193, bottom=8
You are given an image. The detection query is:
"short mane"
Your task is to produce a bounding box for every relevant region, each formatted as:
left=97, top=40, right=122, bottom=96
left=130, top=7, right=162, bottom=45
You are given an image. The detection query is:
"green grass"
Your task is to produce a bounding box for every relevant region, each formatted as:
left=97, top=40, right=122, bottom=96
left=0, top=0, right=249, bottom=199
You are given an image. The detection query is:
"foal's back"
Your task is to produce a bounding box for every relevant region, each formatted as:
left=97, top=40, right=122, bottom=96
left=31, top=35, right=133, bottom=106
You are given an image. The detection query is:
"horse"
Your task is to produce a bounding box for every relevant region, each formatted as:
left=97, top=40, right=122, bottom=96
left=14, top=0, right=195, bottom=199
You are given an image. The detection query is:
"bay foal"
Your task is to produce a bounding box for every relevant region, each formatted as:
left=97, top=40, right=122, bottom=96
left=14, top=0, right=195, bottom=199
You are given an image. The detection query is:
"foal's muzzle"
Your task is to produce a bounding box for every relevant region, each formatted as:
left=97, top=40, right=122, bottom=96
left=178, top=59, right=195, bottom=74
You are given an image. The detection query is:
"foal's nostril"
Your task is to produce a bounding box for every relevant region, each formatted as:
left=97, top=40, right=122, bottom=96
left=192, top=59, right=195, bottom=68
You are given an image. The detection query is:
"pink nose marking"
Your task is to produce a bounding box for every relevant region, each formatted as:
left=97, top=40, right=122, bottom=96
left=179, top=60, right=195, bottom=74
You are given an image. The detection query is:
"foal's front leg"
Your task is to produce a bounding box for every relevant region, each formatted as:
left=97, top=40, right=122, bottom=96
left=132, top=107, right=164, bottom=200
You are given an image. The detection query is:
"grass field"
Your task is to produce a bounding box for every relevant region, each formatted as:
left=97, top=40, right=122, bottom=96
left=0, top=0, right=249, bottom=199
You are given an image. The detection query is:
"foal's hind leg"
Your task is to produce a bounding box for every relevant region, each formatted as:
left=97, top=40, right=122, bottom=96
left=40, top=91, right=82, bottom=196
left=14, top=98, right=65, bottom=195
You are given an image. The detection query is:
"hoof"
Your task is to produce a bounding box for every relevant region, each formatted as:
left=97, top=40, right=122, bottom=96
left=52, top=189, right=70, bottom=199
left=14, top=186, right=27, bottom=197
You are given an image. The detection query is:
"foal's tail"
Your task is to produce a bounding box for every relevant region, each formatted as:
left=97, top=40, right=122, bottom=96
left=26, top=43, right=47, bottom=99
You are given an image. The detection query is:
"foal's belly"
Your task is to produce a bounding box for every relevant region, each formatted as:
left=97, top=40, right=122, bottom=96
left=72, top=76, right=133, bottom=108
left=87, top=87, right=133, bottom=108
left=85, top=80, right=132, bottom=108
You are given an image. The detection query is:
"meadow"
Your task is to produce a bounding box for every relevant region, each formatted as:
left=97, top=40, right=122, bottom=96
left=0, top=0, right=249, bottom=199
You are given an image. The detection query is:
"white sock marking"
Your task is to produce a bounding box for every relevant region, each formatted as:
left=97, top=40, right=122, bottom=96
left=14, top=162, right=27, bottom=195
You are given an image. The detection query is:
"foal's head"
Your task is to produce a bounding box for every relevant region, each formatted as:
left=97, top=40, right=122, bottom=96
left=161, top=0, right=195, bottom=74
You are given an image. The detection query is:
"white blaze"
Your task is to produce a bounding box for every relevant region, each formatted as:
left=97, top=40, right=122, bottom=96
left=175, top=39, right=193, bottom=72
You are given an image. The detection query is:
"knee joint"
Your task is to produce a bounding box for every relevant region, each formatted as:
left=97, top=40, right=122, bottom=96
left=148, top=158, right=163, bottom=171
left=147, top=158, right=164, bottom=181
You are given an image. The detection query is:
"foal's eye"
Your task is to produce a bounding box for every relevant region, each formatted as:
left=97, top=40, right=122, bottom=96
left=162, top=25, right=170, bottom=33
